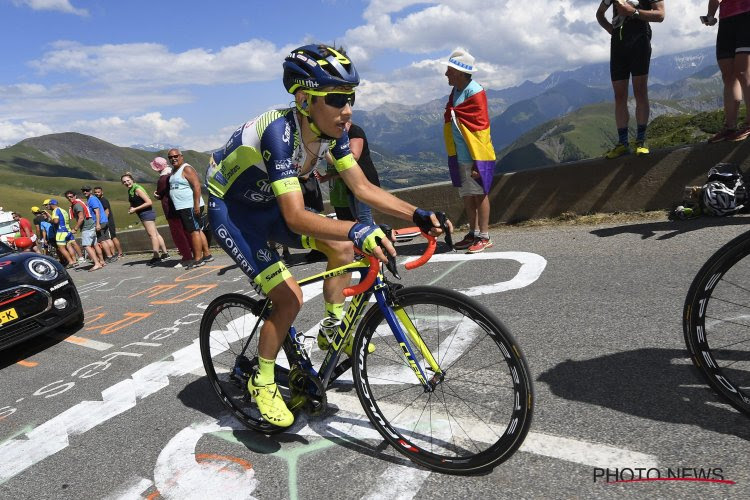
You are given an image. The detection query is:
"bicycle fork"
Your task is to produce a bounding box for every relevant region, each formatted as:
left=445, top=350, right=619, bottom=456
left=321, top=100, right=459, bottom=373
left=374, top=285, right=444, bottom=391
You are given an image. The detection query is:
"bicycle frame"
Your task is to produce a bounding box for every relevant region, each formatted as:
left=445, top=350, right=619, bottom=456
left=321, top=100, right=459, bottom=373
left=245, top=255, right=441, bottom=397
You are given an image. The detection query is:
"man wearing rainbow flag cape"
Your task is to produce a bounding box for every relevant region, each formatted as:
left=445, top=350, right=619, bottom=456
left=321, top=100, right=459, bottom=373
left=443, top=48, right=496, bottom=253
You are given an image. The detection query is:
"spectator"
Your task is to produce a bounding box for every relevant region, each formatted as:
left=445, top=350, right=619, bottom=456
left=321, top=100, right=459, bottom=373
left=31, top=206, right=44, bottom=249
left=704, top=0, right=750, bottom=143
left=65, top=190, right=105, bottom=271
left=443, top=48, right=496, bottom=253
left=152, top=156, right=194, bottom=268
left=121, top=172, right=169, bottom=265
left=81, top=186, right=116, bottom=262
left=597, top=0, right=665, bottom=158
left=11, top=212, right=37, bottom=252
left=167, top=149, right=213, bottom=268
left=321, top=159, right=356, bottom=221
left=344, top=119, right=380, bottom=225
left=93, top=186, right=124, bottom=258
left=39, top=210, right=56, bottom=257
left=45, top=198, right=83, bottom=267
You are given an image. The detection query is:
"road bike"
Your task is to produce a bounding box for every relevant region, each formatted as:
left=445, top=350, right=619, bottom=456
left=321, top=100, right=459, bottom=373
left=199, top=230, right=533, bottom=474
left=683, top=228, right=750, bottom=416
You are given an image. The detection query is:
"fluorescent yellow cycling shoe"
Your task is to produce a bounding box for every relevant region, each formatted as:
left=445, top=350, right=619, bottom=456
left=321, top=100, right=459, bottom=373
left=604, top=143, right=630, bottom=159
left=634, top=141, right=650, bottom=156
left=247, top=376, right=294, bottom=427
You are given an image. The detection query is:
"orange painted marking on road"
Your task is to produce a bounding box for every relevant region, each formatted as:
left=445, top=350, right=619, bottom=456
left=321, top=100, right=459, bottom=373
left=83, top=312, right=108, bottom=324
left=145, top=490, right=160, bottom=500
left=151, top=284, right=217, bottom=304
left=173, top=265, right=223, bottom=282
left=195, top=453, right=253, bottom=471
left=16, top=360, right=38, bottom=367
left=128, top=284, right=178, bottom=299
left=85, top=311, right=152, bottom=335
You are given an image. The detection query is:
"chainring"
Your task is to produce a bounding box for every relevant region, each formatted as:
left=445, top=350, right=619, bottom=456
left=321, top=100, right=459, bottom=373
left=287, top=365, right=327, bottom=416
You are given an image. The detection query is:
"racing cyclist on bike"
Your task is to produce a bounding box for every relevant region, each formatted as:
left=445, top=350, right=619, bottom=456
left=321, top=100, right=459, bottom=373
left=206, top=44, right=451, bottom=428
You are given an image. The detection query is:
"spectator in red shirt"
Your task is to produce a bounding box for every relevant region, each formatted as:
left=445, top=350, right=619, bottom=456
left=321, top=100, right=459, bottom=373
left=12, top=212, right=38, bottom=252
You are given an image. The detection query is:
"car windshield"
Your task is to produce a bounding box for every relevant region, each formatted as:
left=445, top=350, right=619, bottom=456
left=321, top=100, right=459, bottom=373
left=0, top=241, right=13, bottom=256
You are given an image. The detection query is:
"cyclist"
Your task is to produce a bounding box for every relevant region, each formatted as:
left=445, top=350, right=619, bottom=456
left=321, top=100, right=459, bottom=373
left=206, top=44, right=451, bottom=427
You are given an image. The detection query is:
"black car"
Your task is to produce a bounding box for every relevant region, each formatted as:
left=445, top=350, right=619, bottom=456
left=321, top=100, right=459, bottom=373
left=0, top=242, right=83, bottom=350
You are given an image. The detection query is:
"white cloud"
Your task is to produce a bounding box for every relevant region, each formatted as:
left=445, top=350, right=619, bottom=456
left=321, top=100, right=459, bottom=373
left=0, top=120, right=54, bottom=147
left=31, top=39, right=292, bottom=86
left=12, top=0, right=88, bottom=16
left=68, top=112, right=189, bottom=146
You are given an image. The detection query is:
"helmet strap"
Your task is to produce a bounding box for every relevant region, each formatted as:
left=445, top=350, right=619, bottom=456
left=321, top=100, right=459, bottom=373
left=296, top=95, right=335, bottom=140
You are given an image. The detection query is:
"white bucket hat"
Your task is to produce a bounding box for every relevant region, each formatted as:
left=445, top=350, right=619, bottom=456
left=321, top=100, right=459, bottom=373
left=444, top=48, right=477, bottom=74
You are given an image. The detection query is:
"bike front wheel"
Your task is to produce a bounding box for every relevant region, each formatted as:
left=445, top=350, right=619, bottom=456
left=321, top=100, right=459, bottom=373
left=199, top=293, right=286, bottom=434
left=684, top=230, right=750, bottom=416
left=352, top=286, right=533, bottom=474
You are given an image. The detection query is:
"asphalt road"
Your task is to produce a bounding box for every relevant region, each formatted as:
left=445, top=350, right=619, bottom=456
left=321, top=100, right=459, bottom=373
left=2, top=216, right=750, bottom=499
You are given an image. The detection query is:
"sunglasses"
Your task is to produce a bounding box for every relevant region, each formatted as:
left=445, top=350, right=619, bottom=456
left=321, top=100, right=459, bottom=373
left=168, top=154, right=181, bottom=159
left=305, top=90, right=355, bottom=108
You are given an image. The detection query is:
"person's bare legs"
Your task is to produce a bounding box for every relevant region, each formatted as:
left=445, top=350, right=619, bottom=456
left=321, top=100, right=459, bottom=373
left=612, top=79, right=630, bottom=130
left=466, top=196, right=478, bottom=232
left=57, top=243, right=73, bottom=265
left=189, top=231, right=204, bottom=261
left=142, top=220, right=166, bottom=256
left=258, top=279, right=303, bottom=359
left=315, top=239, right=353, bottom=305
left=86, top=246, right=104, bottom=271
left=632, top=74, right=649, bottom=127
left=475, top=194, right=490, bottom=234
left=112, top=236, right=123, bottom=257
left=719, top=58, right=741, bottom=129
left=735, top=53, right=750, bottom=127
left=68, top=240, right=83, bottom=260
left=199, top=231, right=211, bottom=258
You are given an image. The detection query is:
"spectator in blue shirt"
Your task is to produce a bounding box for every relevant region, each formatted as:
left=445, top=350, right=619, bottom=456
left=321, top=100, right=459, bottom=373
left=82, top=186, right=116, bottom=262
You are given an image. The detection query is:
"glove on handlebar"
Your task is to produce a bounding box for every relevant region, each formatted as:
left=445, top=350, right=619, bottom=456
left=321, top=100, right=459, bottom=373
left=348, top=223, right=386, bottom=255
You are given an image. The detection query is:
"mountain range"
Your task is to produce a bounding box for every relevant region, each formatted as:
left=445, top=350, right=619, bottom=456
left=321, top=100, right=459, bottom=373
left=0, top=45, right=726, bottom=191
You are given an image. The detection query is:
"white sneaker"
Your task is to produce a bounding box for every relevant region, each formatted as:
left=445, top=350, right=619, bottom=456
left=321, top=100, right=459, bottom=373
left=77, top=257, right=86, bottom=263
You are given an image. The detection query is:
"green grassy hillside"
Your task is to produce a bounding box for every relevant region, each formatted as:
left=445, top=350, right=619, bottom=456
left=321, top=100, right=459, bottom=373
left=496, top=103, right=747, bottom=172
left=0, top=173, right=165, bottom=229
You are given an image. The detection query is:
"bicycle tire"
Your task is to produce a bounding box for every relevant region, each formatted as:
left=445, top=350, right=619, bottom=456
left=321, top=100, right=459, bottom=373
left=351, top=286, right=533, bottom=474
left=199, top=293, right=286, bottom=434
left=684, top=230, right=750, bottom=416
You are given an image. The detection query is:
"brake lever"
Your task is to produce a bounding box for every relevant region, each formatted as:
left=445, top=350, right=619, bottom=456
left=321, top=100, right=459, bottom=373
left=436, top=212, right=453, bottom=250
left=376, top=223, right=400, bottom=279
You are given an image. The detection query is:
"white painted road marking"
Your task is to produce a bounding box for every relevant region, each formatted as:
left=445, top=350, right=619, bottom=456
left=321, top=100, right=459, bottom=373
left=404, top=252, right=547, bottom=296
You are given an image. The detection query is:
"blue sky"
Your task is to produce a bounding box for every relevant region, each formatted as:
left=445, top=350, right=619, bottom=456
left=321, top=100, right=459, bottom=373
left=0, top=0, right=716, bottom=150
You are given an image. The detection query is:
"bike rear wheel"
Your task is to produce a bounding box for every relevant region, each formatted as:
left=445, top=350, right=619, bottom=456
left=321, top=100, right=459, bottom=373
left=684, top=230, right=750, bottom=416
left=199, top=293, right=286, bottom=434
left=352, top=286, right=533, bottom=474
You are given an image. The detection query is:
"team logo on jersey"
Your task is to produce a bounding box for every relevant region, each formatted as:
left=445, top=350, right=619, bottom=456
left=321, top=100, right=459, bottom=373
left=256, top=179, right=273, bottom=192
left=215, top=224, right=254, bottom=275
left=263, top=150, right=271, bottom=161
left=213, top=171, right=228, bottom=186
left=257, top=249, right=273, bottom=263
left=243, top=179, right=275, bottom=203
left=283, top=122, right=291, bottom=144
left=274, top=158, right=293, bottom=171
